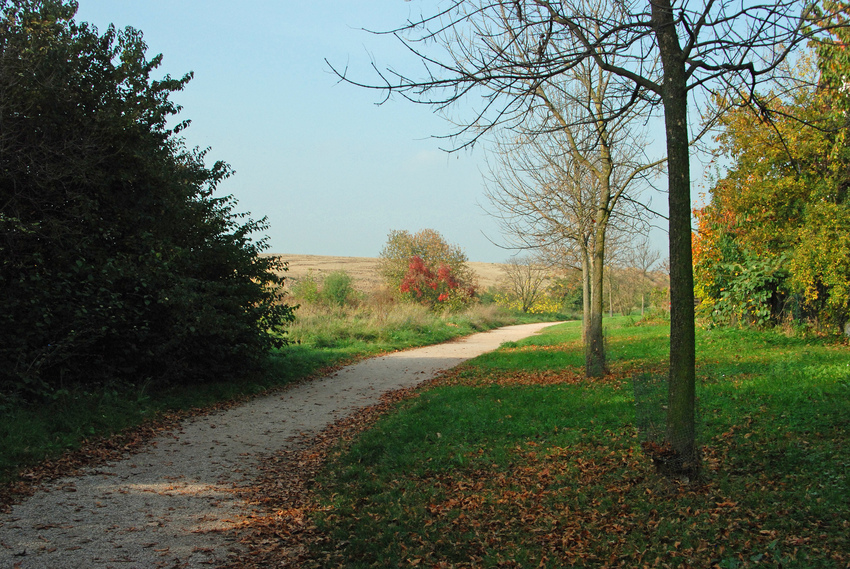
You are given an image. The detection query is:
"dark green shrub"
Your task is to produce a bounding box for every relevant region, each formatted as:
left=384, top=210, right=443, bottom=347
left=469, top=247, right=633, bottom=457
left=0, top=0, right=295, bottom=398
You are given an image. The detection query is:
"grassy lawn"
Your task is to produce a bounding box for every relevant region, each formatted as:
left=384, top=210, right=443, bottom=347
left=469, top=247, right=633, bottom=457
left=307, top=318, right=849, bottom=568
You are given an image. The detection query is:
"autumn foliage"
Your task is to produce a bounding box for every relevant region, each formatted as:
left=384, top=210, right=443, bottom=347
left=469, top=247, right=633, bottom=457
left=399, top=256, right=474, bottom=309
left=379, top=229, right=474, bottom=291
left=693, top=21, right=850, bottom=331
left=379, top=229, right=476, bottom=310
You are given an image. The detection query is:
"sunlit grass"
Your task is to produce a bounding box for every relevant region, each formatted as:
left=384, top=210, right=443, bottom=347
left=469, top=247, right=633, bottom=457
left=308, top=318, right=849, bottom=568
left=288, top=301, right=557, bottom=352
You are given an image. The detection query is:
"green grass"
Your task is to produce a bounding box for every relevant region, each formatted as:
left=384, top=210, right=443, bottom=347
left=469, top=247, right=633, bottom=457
left=307, top=318, right=849, bottom=568
left=0, top=304, right=535, bottom=485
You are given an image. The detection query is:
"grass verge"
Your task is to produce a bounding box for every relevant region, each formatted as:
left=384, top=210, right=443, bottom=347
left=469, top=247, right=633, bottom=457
left=302, top=318, right=849, bottom=568
left=0, top=304, right=528, bottom=487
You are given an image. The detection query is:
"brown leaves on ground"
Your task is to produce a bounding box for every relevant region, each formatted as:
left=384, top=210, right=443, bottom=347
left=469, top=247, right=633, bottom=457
left=217, top=386, right=425, bottom=568
left=437, top=367, right=588, bottom=387
left=0, top=410, right=190, bottom=513
left=435, top=367, right=634, bottom=389
left=429, top=365, right=644, bottom=387
left=5, top=355, right=846, bottom=568
left=216, top=365, right=848, bottom=569
left=401, top=442, right=707, bottom=568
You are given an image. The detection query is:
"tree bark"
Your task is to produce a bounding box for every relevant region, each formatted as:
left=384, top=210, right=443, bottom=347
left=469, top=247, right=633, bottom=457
left=652, top=0, right=698, bottom=474
left=581, top=244, right=592, bottom=360
left=585, top=87, right=614, bottom=378
left=587, top=232, right=606, bottom=377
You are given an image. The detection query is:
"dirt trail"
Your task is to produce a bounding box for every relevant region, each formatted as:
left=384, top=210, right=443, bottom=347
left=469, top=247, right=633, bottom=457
left=0, top=322, right=561, bottom=569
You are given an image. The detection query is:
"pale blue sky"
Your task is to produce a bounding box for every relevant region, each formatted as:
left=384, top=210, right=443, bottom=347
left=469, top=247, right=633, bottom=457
left=73, top=1, right=675, bottom=263
left=72, top=1, right=517, bottom=262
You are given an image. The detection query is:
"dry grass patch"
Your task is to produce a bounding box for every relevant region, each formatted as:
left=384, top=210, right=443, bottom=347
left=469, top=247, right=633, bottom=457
left=271, top=254, right=509, bottom=292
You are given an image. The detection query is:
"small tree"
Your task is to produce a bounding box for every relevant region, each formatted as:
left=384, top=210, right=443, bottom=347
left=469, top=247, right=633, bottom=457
left=501, top=256, right=550, bottom=313
left=379, top=229, right=475, bottom=293
left=626, top=237, right=662, bottom=316
left=484, top=54, right=662, bottom=377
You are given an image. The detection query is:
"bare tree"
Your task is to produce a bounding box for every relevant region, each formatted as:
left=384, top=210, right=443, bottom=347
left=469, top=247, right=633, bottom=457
left=602, top=235, right=663, bottom=316
left=485, top=57, right=662, bottom=376
left=332, top=0, right=845, bottom=475
left=630, top=236, right=662, bottom=316
left=501, top=255, right=550, bottom=313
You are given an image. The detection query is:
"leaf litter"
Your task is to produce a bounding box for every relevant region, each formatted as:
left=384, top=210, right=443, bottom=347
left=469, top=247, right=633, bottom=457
left=216, top=366, right=848, bottom=568
left=2, top=324, right=846, bottom=568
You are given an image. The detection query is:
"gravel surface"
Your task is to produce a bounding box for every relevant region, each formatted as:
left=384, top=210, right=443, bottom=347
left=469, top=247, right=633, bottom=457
left=0, top=322, right=560, bottom=569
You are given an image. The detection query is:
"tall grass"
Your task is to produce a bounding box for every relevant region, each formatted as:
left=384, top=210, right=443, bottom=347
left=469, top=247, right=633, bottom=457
left=288, top=294, right=547, bottom=353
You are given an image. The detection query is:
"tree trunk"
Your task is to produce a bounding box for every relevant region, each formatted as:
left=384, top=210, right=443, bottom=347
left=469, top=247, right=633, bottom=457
left=653, top=0, right=698, bottom=475
left=581, top=245, right=593, bottom=367
left=587, top=234, right=606, bottom=377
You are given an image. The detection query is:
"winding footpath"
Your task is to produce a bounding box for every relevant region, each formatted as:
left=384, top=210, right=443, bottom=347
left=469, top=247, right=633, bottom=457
left=0, top=322, right=560, bottom=569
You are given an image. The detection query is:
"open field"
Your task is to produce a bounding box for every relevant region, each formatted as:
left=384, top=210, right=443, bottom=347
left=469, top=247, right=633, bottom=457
left=274, top=254, right=509, bottom=292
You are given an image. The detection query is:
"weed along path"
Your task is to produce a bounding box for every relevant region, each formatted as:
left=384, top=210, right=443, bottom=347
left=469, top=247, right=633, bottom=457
left=0, top=322, right=561, bottom=569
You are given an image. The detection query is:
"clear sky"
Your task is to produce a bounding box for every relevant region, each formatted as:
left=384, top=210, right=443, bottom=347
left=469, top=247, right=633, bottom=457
left=73, top=1, right=671, bottom=264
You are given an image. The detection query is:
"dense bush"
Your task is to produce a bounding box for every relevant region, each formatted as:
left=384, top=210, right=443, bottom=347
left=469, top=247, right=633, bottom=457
left=693, top=31, right=850, bottom=332
left=378, top=229, right=475, bottom=292
left=291, top=271, right=358, bottom=308
left=398, top=256, right=474, bottom=310
left=320, top=271, right=358, bottom=307
left=0, top=0, right=294, bottom=398
left=290, top=273, right=321, bottom=304
left=378, top=229, right=476, bottom=311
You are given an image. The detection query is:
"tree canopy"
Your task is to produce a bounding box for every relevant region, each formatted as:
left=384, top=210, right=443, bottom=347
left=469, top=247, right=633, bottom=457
left=694, top=21, right=850, bottom=332
left=0, top=0, right=294, bottom=399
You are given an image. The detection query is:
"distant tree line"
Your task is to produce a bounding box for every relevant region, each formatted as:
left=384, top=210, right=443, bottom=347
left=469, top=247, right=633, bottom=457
left=0, top=0, right=295, bottom=400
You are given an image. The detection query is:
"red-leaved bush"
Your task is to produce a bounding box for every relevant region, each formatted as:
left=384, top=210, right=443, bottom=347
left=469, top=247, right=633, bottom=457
left=399, top=256, right=472, bottom=309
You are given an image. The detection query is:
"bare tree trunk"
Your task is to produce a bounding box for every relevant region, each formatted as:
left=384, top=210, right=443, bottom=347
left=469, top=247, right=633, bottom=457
left=653, top=0, right=697, bottom=475
left=581, top=245, right=591, bottom=355
left=587, top=234, right=606, bottom=377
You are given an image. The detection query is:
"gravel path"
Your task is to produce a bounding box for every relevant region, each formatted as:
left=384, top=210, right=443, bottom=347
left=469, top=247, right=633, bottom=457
left=0, top=322, right=560, bottom=569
